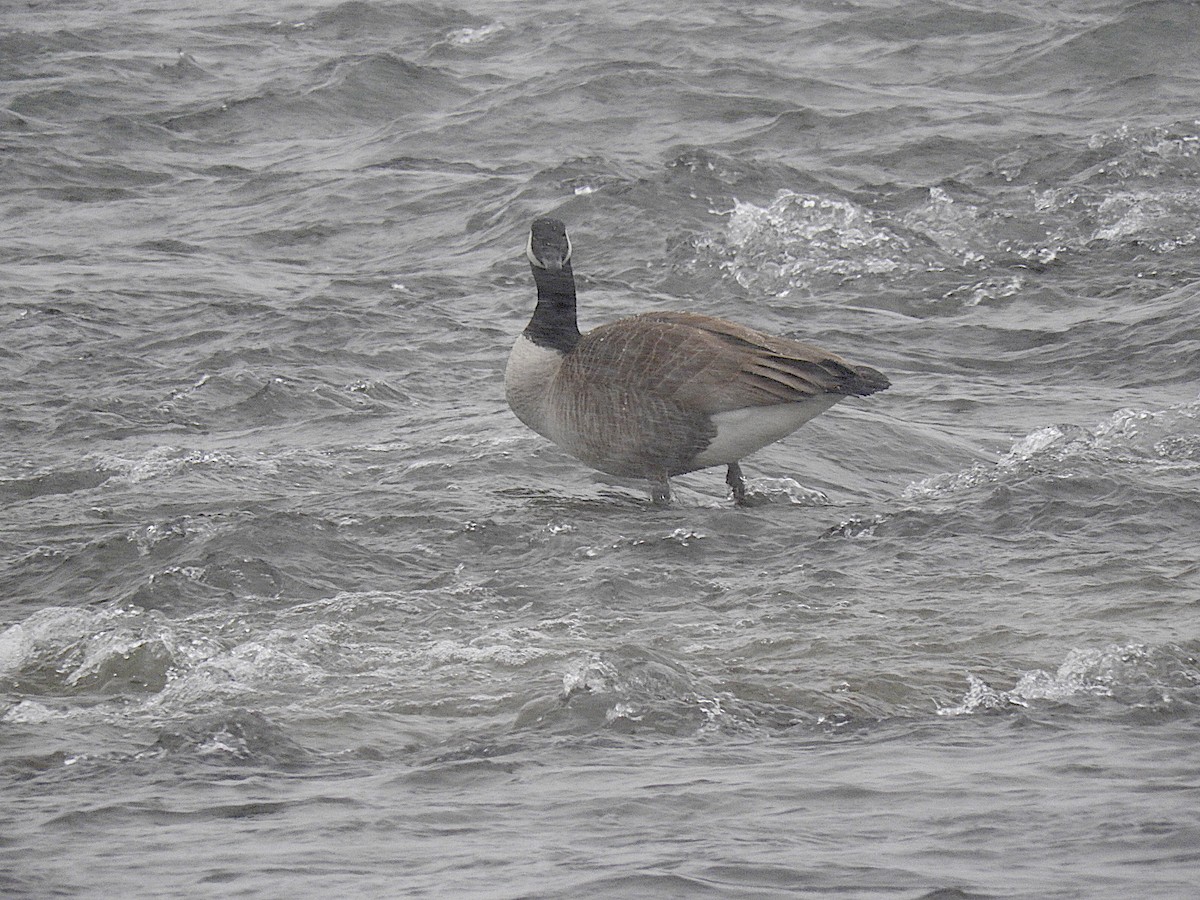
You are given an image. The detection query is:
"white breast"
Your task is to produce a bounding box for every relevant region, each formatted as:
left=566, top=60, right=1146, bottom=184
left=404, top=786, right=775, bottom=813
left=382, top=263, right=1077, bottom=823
left=691, top=396, right=843, bottom=469
left=504, top=334, right=564, bottom=439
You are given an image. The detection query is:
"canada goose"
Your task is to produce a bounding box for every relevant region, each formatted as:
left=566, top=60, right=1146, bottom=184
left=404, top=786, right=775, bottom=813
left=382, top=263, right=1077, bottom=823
left=505, top=217, right=889, bottom=504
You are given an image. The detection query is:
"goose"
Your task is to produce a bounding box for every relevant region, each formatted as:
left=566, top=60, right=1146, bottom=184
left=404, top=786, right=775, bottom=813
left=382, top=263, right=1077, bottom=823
left=504, top=217, right=889, bottom=504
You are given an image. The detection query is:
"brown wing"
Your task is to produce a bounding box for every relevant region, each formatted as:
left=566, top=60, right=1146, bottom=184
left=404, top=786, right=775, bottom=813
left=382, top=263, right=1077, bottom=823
left=572, top=311, right=889, bottom=416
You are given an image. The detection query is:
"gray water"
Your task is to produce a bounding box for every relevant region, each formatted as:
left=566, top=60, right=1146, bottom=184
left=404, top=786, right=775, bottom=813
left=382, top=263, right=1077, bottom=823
left=3, top=1, right=1199, bottom=897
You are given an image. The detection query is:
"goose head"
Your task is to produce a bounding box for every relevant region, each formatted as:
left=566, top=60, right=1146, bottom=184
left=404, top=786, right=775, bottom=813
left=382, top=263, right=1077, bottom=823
left=527, top=217, right=572, bottom=272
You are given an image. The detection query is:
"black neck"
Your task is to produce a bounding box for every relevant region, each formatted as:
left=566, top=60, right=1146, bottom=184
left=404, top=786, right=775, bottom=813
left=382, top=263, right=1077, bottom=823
left=525, top=263, right=581, bottom=353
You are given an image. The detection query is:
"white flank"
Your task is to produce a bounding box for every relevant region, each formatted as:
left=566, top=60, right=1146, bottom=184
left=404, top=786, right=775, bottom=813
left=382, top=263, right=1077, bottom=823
left=692, top=396, right=843, bottom=468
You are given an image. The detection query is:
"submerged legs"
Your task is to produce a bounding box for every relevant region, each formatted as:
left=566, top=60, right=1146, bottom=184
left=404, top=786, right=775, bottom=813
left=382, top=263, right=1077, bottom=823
left=647, top=465, right=747, bottom=505
left=648, top=473, right=671, bottom=505
left=726, top=462, right=747, bottom=505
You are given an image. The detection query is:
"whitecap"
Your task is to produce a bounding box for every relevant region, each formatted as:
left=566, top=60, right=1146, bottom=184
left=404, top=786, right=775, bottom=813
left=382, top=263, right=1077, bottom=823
left=902, top=400, right=1200, bottom=502
left=446, top=22, right=505, bottom=47
left=709, top=189, right=915, bottom=294
left=938, top=643, right=1181, bottom=716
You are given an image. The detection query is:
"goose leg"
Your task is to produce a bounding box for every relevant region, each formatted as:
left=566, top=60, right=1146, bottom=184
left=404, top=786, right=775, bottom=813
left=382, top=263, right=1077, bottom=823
left=726, top=462, right=747, bottom=505
left=649, top=473, right=672, bottom=505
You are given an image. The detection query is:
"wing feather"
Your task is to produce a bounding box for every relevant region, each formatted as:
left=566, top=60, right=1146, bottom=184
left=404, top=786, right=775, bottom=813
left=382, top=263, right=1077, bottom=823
left=572, top=311, right=888, bottom=415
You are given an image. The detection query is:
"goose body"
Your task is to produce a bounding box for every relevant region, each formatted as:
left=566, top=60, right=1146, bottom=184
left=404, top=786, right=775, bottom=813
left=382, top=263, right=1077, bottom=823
left=505, top=217, right=889, bottom=503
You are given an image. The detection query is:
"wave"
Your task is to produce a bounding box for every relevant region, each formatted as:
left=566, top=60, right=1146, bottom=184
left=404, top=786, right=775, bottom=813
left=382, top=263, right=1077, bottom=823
left=689, top=119, right=1200, bottom=302
left=902, top=405, right=1200, bottom=504
left=939, top=641, right=1200, bottom=718
left=902, top=400, right=1200, bottom=503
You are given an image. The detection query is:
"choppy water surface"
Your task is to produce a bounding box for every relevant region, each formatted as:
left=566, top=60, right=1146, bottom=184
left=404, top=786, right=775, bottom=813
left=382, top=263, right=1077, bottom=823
left=3, top=1, right=1200, bottom=897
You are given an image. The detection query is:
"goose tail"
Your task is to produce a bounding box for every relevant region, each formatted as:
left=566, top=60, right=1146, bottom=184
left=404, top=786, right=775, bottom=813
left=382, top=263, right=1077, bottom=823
left=846, top=364, right=890, bottom=397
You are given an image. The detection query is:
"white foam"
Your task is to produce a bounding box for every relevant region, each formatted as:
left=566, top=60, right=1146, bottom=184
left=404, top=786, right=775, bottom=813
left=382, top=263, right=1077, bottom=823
left=903, top=400, right=1200, bottom=502
left=939, top=644, right=1156, bottom=716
